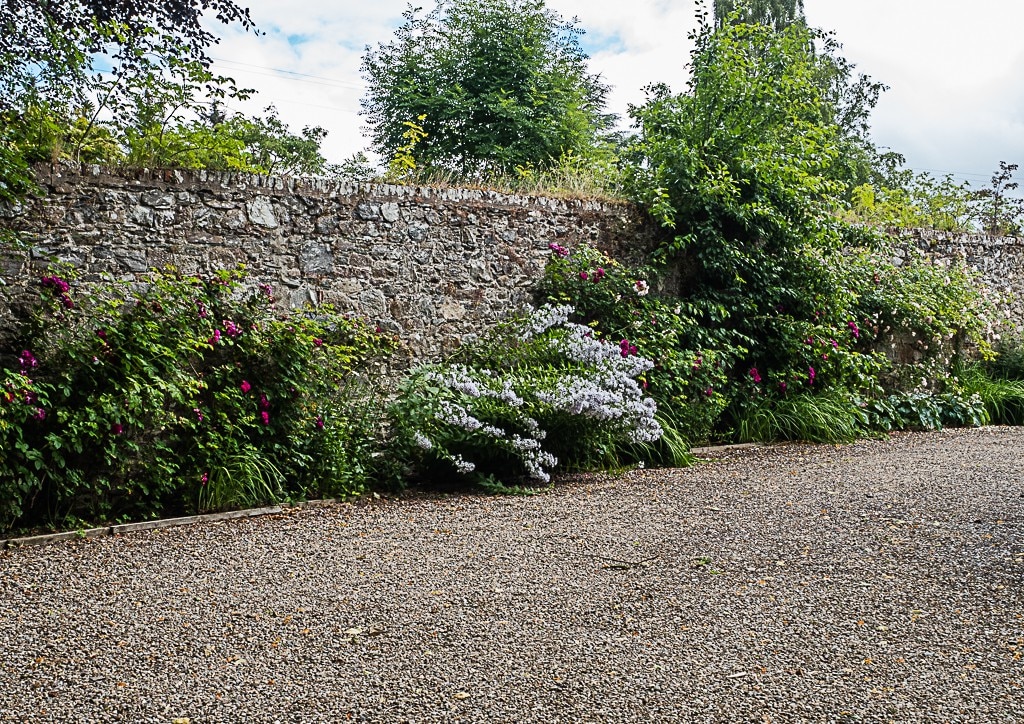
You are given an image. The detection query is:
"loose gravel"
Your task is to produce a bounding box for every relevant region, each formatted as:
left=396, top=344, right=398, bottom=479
left=1, top=427, right=1023, bottom=723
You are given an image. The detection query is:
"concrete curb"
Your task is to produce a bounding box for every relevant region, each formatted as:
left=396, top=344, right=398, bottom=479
left=0, top=499, right=338, bottom=550
left=690, top=442, right=766, bottom=455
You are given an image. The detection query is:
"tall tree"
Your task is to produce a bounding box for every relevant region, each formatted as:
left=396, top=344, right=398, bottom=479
left=360, top=0, right=613, bottom=175
left=713, top=0, right=805, bottom=31
left=0, top=0, right=253, bottom=111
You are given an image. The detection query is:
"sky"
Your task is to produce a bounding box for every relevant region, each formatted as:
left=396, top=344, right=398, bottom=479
left=207, top=0, right=1024, bottom=188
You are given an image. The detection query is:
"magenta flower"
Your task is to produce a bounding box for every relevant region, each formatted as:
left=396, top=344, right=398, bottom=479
left=808, top=366, right=816, bottom=385
left=208, top=328, right=222, bottom=346
left=259, top=393, right=270, bottom=410
left=548, top=243, right=570, bottom=257
left=222, top=320, right=241, bottom=338
left=201, top=472, right=209, bottom=485
left=60, top=294, right=74, bottom=309
left=18, top=350, right=38, bottom=372
left=196, top=301, right=208, bottom=319
left=619, top=339, right=638, bottom=357
left=593, top=267, right=606, bottom=281
left=260, top=411, right=270, bottom=426
left=579, top=271, right=589, bottom=281
left=33, top=407, right=46, bottom=421
left=705, top=387, right=714, bottom=397
left=41, top=275, right=70, bottom=294
left=315, top=416, right=325, bottom=429
left=822, top=354, right=829, bottom=361
left=193, top=407, right=204, bottom=422
left=313, top=338, right=323, bottom=347
left=779, top=381, right=788, bottom=393
left=258, top=283, right=274, bottom=299
left=240, top=380, right=252, bottom=394
left=749, top=367, right=762, bottom=383
left=831, top=339, right=838, bottom=349
left=847, top=321, right=861, bottom=339
left=692, top=355, right=703, bottom=370
left=111, top=423, right=124, bottom=435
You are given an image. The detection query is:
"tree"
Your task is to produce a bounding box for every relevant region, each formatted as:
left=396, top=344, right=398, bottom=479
left=0, top=0, right=253, bottom=112
left=625, top=11, right=863, bottom=378
left=0, top=0, right=252, bottom=202
left=713, top=0, right=805, bottom=31
left=360, top=0, right=613, bottom=175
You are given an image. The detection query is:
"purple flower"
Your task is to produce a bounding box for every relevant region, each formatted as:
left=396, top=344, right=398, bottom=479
left=847, top=321, right=861, bottom=339
left=208, top=329, right=222, bottom=346
left=193, top=407, right=204, bottom=422
left=831, top=339, right=838, bottom=349
left=258, top=283, right=274, bottom=299
left=60, top=294, right=74, bottom=309
left=808, top=366, right=816, bottom=385
left=315, top=416, right=325, bottom=429
left=749, top=367, right=762, bottom=383
left=201, top=472, right=209, bottom=485
left=240, top=380, right=252, bottom=394
left=260, top=411, right=270, bottom=426
left=111, top=422, right=124, bottom=435
left=33, top=407, right=46, bottom=421
left=779, top=381, right=788, bottom=393
left=548, top=243, right=570, bottom=257
left=259, top=393, right=270, bottom=410
left=222, top=320, right=241, bottom=338
left=313, top=338, right=323, bottom=347
left=41, top=275, right=70, bottom=294
left=196, top=301, right=208, bottom=319
left=18, top=350, right=38, bottom=372
left=705, top=387, right=714, bottom=397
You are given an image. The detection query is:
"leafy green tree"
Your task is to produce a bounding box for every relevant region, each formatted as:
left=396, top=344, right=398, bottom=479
left=360, top=0, right=613, bottom=175
left=625, top=12, right=862, bottom=379
left=0, top=0, right=252, bottom=113
left=713, top=0, right=805, bottom=31
left=0, top=0, right=252, bottom=202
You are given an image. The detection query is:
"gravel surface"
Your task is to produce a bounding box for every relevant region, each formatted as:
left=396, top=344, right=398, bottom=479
left=1, top=427, right=1023, bottom=723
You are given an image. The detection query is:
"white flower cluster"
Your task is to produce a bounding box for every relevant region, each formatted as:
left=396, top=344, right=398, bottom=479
left=438, top=400, right=483, bottom=432
left=413, top=432, right=433, bottom=450
left=519, top=304, right=574, bottom=340
left=424, top=365, right=523, bottom=407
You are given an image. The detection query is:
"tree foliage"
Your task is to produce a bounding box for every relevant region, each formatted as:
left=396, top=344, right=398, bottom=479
left=713, top=0, right=805, bottom=31
left=360, top=0, right=613, bottom=175
left=0, top=0, right=253, bottom=111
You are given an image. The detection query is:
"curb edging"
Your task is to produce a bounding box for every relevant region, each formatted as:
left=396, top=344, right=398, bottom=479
left=1, top=499, right=338, bottom=550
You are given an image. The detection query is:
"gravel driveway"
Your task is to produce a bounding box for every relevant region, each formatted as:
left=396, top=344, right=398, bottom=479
left=1, top=427, right=1022, bottom=723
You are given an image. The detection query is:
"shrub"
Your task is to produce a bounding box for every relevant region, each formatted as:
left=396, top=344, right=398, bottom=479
left=386, top=304, right=662, bottom=489
left=0, top=266, right=396, bottom=531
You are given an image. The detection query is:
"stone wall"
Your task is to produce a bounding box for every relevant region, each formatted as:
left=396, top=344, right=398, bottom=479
left=2, top=165, right=1022, bottom=366
left=897, top=228, right=1024, bottom=334
left=0, top=164, right=658, bottom=363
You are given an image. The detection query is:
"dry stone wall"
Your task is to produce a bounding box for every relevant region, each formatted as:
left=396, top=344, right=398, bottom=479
left=0, top=164, right=657, bottom=363
left=2, top=164, right=1022, bottom=365
left=896, top=228, right=1024, bottom=334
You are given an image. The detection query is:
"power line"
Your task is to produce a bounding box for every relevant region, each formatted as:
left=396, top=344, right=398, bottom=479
left=210, top=56, right=366, bottom=91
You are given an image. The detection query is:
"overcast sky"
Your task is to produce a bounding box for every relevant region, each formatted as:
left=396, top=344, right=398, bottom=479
left=208, top=0, right=1024, bottom=188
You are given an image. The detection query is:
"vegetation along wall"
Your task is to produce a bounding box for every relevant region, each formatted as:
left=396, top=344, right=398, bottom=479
left=0, top=164, right=656, bottom=364
left=1, top=164, right=1021, bottom=364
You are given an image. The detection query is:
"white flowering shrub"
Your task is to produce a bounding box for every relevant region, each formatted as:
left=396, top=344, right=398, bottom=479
left=387, top=305, right=662, bottom=488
